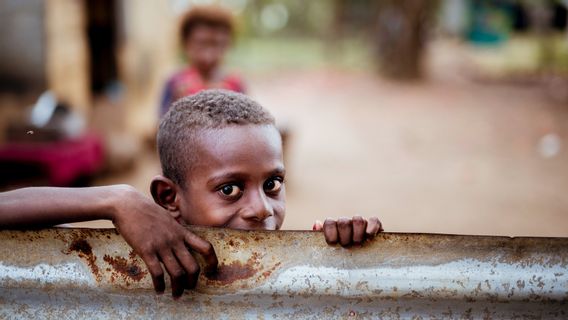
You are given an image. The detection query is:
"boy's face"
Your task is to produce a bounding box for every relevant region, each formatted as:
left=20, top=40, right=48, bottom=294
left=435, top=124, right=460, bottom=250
left=185, top=25, right=230, bottom=76
left=177, top=125, right=285, bottom=230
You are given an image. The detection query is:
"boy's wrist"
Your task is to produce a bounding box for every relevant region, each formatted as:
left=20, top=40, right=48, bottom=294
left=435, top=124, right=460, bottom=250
left=103, top=184, right=134, bottom=223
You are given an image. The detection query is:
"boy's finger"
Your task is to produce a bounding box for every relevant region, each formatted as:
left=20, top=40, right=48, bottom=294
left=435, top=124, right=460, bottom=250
left=184, top=231, right=218, bottom=275
left=323, top=218, right=338, bottom=244
left=352, top=216, right=367, bottom=244
left=173, top=243, right=201, bottom=289
left=366, top=217, right=383, bottom=238
left=160, top=250, right=187, bottom=298
left=337, top=217, right=353, bottom=247
left=140, top=253, right=165, bottom=293
left=312, top=220, right=323, bottom=231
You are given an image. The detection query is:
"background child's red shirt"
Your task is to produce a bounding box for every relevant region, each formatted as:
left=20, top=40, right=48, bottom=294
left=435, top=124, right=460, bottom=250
left=160, top=67, right=246, bottom=116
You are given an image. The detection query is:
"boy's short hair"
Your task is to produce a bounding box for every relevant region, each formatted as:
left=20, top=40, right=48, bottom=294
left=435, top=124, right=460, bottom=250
left=180, top=5, right=234, bottom=45
left=158, top=89, right=275, bottom=187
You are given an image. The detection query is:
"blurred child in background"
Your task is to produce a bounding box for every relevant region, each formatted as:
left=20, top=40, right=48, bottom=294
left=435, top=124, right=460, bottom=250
left=160, top=5, right=246, bottom=117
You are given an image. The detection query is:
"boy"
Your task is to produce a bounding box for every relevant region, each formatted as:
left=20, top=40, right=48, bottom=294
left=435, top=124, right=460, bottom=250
left=0, top=90, right=382, bottom=298
left=160, top=5, right=245, bottom=117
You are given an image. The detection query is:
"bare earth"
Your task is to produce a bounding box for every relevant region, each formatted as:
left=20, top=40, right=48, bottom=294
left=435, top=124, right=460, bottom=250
left=95, top=69, right=568, bottom=237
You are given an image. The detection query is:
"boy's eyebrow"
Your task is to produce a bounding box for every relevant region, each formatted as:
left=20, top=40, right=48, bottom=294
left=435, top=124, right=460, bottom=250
left=207, top=172, right=246, bottom=187
left=207, top=166, right=286, bottom=186
left=268, top=166, right=286, bottom=176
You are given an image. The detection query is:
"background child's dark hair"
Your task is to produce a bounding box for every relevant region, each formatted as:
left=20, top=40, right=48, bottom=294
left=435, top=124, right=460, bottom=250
left=179, top=5, right=234, bottom=45
left=157, top=89, right=275, bottom=187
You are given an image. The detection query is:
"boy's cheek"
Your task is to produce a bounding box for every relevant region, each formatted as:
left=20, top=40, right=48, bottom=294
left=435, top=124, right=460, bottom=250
left=183, top=193, right=257, bottom=228
left=180, top=205, right=234, bottom=227
left=273, top=203, right=286, bottom=230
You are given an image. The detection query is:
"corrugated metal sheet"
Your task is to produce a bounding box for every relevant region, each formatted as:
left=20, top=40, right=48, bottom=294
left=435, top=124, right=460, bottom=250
left=1, top=227, right=567, bottom=319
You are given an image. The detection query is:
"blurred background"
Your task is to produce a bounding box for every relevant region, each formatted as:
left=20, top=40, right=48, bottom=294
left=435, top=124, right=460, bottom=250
left=0, top=0, right=567, bottom=236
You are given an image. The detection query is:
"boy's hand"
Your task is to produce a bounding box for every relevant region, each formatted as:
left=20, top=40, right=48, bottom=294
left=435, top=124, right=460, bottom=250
left=111, top=185, right=218, bottom=298
left=313, top=216, right=383, bottom=247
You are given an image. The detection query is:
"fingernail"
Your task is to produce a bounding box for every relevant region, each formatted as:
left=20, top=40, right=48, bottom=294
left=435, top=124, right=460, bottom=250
left=313, top=220, right=322, bottom=230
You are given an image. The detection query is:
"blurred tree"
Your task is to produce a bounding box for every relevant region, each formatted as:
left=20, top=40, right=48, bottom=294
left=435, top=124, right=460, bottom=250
left=523, top=0, right=568, bottom=73
left=370, top=0, right=439, bottom=80
left=325, top=0, right=439, bottom=79
left=336, top=0, right=432, bottom=80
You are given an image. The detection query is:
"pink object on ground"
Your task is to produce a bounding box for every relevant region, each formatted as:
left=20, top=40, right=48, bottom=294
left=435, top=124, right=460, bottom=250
left=0, top=133, right=104, bottom=186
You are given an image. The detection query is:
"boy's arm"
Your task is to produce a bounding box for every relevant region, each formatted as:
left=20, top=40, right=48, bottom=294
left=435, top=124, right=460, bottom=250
left=313, top=216, right=383, bottom=247
left=0, top=185, right=218, bottom=298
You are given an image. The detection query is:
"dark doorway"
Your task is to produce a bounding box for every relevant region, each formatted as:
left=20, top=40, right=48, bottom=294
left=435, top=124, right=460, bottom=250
left=86, top=0, right=119, bottom=96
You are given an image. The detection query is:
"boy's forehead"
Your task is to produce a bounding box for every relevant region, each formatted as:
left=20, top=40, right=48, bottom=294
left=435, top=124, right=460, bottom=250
left=190, top=124, right=283, bottom=171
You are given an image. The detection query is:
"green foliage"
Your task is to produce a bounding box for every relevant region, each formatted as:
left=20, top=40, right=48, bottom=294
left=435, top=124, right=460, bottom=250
left=226, top=36, right=373, bottom=73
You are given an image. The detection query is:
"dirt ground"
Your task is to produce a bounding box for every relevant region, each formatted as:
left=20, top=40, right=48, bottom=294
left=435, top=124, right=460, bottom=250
left=92, top=67, right=568, bottom=237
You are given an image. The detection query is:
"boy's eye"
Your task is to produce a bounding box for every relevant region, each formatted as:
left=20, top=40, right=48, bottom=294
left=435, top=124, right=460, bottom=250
left=264, top=178, right=282, bottom=193
left=219, top=185, right=242, bottom=198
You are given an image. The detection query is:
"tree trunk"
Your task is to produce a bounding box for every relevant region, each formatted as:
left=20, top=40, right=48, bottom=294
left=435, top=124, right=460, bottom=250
left=372, top=0, right=438, bottom=80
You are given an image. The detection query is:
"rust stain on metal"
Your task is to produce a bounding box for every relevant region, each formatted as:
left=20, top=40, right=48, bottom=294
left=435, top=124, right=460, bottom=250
left=206, top=260, right=256, bottom=285
left=206, top=252, right=261, bottom=285
left=67, top=238, right=92, bottom=256
left=262, top=261, right=282, bottom=278
left=64, top=238, right=100, bottom=281
left=103, top=254, right=146, bottom=283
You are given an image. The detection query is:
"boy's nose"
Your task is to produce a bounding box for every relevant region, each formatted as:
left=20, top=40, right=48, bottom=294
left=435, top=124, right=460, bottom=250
left=241, top=191, right=274, bottom=222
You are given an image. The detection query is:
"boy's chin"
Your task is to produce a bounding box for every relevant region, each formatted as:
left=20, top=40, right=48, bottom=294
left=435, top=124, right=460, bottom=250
left=227, top=221, right=280, bottom=231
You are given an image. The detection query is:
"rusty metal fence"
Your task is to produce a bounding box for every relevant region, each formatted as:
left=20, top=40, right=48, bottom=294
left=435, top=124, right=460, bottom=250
left=1, top=227, right=567, bottom=319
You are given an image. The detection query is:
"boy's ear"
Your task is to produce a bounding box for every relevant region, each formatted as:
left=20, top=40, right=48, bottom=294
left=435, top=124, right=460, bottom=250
left=150, top=175, right=181, bottom=216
